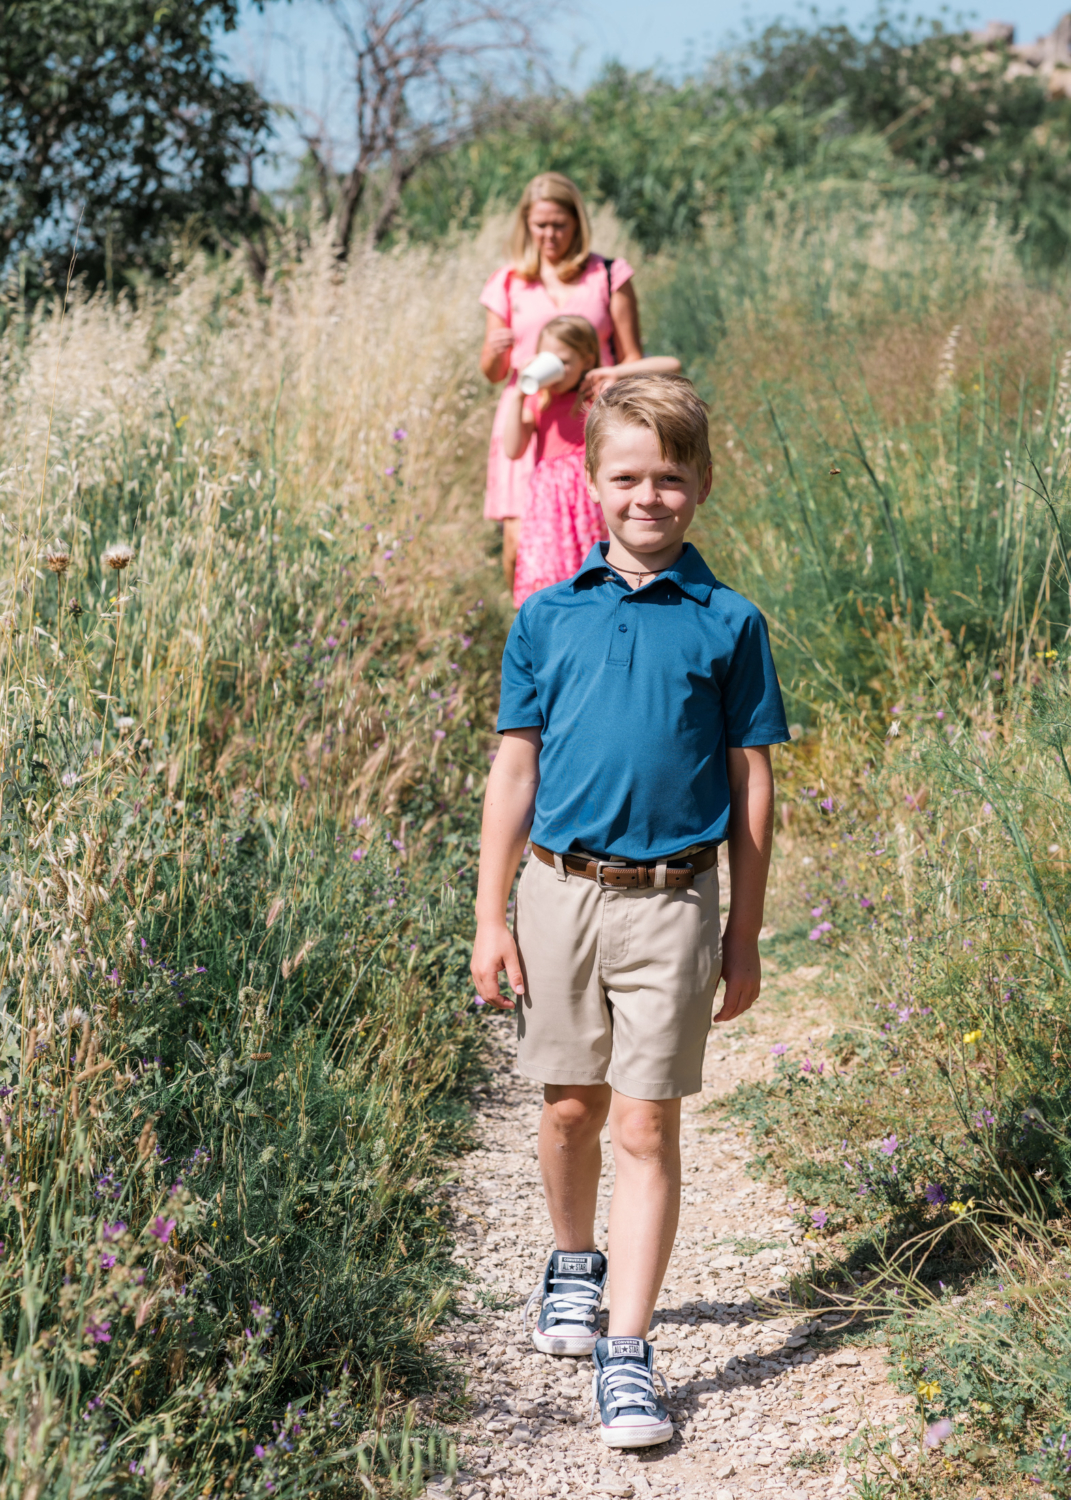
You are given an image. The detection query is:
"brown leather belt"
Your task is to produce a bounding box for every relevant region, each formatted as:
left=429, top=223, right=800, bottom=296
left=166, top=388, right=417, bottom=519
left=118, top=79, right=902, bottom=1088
left=531, top=843, right=717, bottom=890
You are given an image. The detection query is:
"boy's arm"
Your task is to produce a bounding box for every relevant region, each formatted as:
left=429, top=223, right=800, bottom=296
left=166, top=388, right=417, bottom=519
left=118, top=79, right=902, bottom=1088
left=716, top=745, right=775, bottom=1024
left=471, top=727, right=542, bottom=1010
left=501, top=386, right=535, bottom=460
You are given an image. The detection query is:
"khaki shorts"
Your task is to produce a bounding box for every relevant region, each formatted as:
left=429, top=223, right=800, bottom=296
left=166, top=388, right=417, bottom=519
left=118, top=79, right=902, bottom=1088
left=513, top=852, right=723, bottom=1100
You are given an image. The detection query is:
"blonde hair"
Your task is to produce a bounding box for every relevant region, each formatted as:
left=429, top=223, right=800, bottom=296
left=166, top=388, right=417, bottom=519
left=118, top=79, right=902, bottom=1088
left=510, top=173, right=592, bottom=283
left=538, top=314, right=600, bottom=370
left=585, top=375, right=711, bottom=478
left=537, top=315, right=600, bottom=413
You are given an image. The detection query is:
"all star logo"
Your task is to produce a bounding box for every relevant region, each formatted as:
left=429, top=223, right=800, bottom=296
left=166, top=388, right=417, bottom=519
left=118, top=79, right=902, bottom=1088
left=607, top=1337, right=645, bottom=1359
left=558, top=1255, right=594, bottom=1274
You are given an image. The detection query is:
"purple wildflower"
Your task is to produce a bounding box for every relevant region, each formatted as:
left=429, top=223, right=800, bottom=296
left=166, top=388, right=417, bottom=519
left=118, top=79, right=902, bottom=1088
left=924, top=1418, right=954, bottom=1447
left=811, top=1209, right=828, bottom=1229
left=770, top=1043, right=788, bottom=1056
left=392, top=428, right=407, bottom=441
left=149, top=1216, right=176, bottom=1244
left=103, top=1222, right=126, bottom=1241
left=880, top=1135, right=899, bottom=1155
left=86, top=1318, right=112, bottom=1343
left=925, top=1183, right=948, bottom=1206
left=101, top=1252, right=116, bottom=1271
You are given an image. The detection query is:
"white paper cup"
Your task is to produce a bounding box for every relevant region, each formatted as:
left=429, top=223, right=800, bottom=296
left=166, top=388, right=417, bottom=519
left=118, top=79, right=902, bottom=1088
left=519, top=352, right=566, bottom=395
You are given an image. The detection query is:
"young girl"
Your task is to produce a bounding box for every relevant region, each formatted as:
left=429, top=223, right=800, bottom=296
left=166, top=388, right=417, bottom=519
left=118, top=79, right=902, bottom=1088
left=503, top=316, right=681, bottom=607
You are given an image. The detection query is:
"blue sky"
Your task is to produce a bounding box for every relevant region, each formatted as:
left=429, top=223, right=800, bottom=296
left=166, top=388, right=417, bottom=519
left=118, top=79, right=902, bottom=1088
left=220, top=0, right=1066, bottom=175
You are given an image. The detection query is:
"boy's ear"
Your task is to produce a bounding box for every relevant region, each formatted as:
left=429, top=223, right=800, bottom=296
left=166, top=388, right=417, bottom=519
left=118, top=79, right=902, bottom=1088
left=696, top=463, right=713, bottom=506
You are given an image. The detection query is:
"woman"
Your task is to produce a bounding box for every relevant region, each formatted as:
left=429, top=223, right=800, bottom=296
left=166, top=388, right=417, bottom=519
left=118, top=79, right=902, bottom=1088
left=479, top=172, right=643, bottom=589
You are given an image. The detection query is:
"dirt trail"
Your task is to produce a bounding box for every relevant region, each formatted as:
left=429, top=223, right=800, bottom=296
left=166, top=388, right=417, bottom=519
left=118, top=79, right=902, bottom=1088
left=426, top=959, right=913, bottom=1500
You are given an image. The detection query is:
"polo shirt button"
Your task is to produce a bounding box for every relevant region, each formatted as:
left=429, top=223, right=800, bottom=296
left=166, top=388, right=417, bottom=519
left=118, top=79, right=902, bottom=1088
left=618, top=623, right=628, bottom=632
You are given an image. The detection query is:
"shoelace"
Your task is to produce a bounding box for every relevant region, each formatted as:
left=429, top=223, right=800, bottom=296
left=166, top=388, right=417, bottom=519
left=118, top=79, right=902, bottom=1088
left=591, top=1360, right=670, bottom=1420
left=523, top=1273, right=602, bottom=1336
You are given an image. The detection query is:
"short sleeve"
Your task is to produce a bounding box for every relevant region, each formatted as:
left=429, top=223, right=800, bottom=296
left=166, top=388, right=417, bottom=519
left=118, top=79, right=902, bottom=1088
left=609, top=257, right=635, bottom=293
left=721, top=608, right=791, bottom=748
left=480, top=264, right=513, bottom=323
left=497, top=607, right=543, bottom=732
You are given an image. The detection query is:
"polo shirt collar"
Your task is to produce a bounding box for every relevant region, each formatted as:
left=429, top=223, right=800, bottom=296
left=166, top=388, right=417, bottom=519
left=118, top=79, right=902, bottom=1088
left=571, top=542, right=715, bottom=603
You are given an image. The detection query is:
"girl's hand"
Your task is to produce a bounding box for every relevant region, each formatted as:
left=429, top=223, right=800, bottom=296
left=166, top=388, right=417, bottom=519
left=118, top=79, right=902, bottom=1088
left=581, top=365, right=622, bottom=400
left=486, top=327, right=516, bottom=359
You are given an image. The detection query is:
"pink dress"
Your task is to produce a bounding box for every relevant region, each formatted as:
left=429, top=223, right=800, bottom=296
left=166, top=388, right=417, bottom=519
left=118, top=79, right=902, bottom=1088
left=480, top=253, right=635, bottom=521
left=512, top=391, right=607, bottom=607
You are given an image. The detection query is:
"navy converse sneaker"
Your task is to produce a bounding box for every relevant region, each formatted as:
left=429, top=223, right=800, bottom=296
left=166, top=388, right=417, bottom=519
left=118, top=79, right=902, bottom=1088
left=591, top=1336, right=673, bottom=1447
left=523, top=1249, right=607, bottom=1355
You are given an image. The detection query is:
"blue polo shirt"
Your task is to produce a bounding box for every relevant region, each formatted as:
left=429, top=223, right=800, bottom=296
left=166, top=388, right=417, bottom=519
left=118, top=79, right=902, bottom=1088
left=497, top=542, right=790, bottom=860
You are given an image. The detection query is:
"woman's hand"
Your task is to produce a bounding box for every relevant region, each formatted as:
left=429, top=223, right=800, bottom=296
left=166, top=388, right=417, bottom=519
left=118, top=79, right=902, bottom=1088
left=486, top=326, right=515, bottom=358
left=480, top=312, right=515, bottom=382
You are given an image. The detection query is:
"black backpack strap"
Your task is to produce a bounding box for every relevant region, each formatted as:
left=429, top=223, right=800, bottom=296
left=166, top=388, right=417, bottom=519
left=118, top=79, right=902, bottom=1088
left=603, top=256, right=616, bottom=365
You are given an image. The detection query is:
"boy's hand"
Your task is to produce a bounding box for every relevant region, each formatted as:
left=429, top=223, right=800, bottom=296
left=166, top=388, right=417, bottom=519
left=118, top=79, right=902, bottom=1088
left=713, top=929, right=761, bottom=1024
left=471, top=921, right=524, bottom=1011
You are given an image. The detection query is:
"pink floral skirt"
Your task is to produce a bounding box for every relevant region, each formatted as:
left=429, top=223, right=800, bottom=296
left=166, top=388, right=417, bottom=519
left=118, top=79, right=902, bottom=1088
left=513, top=450, right=607, bottom=608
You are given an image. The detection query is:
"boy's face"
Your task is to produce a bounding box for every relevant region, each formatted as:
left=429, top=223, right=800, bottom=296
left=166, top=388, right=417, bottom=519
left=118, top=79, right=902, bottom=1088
left=589, top=420, right=712, bottom=557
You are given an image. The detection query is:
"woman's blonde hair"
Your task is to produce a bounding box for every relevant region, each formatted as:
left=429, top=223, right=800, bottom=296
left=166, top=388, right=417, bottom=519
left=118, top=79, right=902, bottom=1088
left=510, top=172, right=591, bottom=283
left=537, top=315, right=601, bottom=413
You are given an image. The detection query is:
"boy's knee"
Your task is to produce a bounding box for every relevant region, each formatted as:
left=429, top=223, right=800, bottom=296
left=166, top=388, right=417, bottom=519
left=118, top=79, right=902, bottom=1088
left=543, top=1084, right=609, bottom=1139
left=612, top=1100, right=680, bottom=1163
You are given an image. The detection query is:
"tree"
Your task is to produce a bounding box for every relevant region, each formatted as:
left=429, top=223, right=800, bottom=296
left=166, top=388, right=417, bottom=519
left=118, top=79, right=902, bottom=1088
left=0, top=1, right=275, bottom=287
left=307, top=0, right=544, bottom=256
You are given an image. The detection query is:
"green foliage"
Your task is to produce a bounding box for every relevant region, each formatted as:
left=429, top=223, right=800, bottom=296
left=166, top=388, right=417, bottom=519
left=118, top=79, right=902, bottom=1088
left=399, top=19, right=1071, bottom=266
left=0, top=0, right=273, bottom=287
left=736, top=17, right=1071, bottom=267
left=0, top=238, right=506, bottom=1494
left=400, top=65, right=910, bottom=255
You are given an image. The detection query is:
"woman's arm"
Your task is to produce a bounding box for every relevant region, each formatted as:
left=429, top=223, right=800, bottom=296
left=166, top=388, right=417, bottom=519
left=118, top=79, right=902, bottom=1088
left=501, top=385, right=535, bottom=460
left=583, top=354, right=682, bottom=399
left=609, top=280, right=643, bottom=364
left=480, top=309, right=515, bottom=383
left=471, top=728, right=542, bottom=1009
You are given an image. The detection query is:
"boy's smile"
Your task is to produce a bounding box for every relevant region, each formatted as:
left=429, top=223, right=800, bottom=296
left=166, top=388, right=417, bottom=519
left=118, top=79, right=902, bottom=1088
left=589, top=422, right=712, bottom=578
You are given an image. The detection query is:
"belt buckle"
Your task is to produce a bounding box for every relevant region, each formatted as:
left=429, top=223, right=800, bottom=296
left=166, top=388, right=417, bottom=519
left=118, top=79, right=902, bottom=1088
left=594, top=859, right=628, bottom=889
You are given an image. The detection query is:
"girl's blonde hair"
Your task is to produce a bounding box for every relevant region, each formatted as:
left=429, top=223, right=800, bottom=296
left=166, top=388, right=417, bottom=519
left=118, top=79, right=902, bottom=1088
left=510, top=173, right=592, bottom=283
left=537, top=315, right=600, bottom=412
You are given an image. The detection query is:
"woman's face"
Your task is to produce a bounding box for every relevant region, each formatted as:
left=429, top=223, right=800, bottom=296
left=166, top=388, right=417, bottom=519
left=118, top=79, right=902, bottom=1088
left=528, top=199, right=578, bottom=266
left=539, top=333, right=594, bottom=393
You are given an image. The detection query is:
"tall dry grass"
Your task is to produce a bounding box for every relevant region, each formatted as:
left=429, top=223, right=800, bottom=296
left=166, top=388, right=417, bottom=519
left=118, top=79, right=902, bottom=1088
left=0, top=225, right=523, bottom=1499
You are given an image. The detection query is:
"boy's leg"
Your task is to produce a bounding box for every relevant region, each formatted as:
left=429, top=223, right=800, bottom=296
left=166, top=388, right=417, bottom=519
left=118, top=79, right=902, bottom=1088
left=539, top=1082, right=612, bottom=1249
left=605, top=1093, right=681, bottom=1336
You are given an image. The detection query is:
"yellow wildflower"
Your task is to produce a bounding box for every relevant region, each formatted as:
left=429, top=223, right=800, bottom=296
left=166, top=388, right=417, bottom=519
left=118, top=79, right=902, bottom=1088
left=963, top=1030, right=983, bottom=1044
left=918, top=1380, right=941, bottom=1400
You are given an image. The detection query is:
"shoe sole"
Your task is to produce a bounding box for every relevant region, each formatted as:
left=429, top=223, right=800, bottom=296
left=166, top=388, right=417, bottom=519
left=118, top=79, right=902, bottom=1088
left=531, top=1328, right=598, bottom=1356
left=600, top=1420, right=674, bottom=1448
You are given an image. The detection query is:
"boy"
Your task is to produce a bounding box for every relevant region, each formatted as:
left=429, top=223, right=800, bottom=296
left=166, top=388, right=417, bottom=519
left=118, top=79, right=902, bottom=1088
left=470, top=375, right=789, bottom=1448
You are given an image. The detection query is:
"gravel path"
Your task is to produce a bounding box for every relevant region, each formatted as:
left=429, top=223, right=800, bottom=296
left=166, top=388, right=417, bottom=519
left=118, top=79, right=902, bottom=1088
left=427, top=958, right=914, bottom=1500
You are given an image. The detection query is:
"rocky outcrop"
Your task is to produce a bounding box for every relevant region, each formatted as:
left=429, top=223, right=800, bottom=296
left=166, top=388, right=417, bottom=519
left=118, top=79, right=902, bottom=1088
left=970, top=13, right=1071, bottom=98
